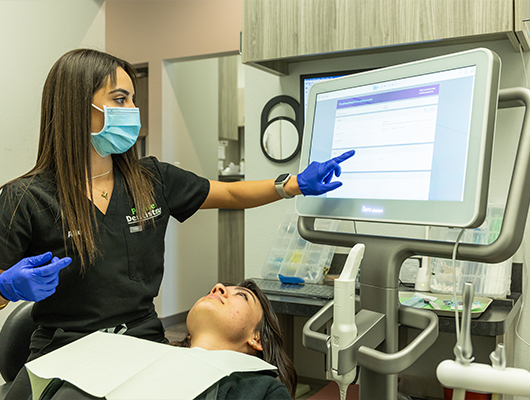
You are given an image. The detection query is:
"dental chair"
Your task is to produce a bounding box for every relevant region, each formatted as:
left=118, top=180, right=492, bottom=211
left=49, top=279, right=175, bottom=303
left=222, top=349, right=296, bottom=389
left=0, top=302, right=37, bottom=399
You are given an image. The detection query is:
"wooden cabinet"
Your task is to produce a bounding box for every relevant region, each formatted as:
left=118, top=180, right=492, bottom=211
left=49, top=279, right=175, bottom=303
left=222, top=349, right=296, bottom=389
left=242, top=0, right=530, bottom=75
left=218, top=209, right=245, bottom=284
left=218, top=56, right=239, bottom=140
left=218, top=55, right=244, bottom=282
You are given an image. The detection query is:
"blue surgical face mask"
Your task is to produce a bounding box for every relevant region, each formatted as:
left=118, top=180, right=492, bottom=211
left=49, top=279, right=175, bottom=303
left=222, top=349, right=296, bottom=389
left=91, top=104, right=141, bottom=157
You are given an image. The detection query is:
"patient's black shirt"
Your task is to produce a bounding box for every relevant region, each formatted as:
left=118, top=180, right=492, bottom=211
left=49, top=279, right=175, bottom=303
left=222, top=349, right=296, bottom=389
left=195, top=372, right=291, bottom=400
left=0, top=157, right=209, bottom=336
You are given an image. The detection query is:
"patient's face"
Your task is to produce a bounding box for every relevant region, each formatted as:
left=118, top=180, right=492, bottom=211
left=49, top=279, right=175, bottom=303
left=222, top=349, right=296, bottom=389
left=187, top=283, right=263, bottom=347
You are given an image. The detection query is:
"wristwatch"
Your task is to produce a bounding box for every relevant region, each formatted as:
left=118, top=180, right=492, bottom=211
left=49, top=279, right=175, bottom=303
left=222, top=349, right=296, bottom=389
left=275, top=173, right=294, bottom=199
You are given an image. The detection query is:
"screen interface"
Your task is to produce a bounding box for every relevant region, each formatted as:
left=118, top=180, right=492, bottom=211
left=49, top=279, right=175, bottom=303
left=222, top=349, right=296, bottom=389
left=303, top=75, right=344, bottom=117
left=309, top=66, right=476, bottom=204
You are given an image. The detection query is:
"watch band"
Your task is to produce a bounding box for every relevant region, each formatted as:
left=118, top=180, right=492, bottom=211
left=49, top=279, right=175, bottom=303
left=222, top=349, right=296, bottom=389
left=275, top=173, right=294, bottom=199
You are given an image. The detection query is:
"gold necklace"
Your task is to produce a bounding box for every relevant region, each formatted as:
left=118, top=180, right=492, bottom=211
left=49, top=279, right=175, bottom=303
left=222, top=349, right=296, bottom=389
left=94, top=187, right=109, bottom=201
left=91, top=171, right=112, bottom=201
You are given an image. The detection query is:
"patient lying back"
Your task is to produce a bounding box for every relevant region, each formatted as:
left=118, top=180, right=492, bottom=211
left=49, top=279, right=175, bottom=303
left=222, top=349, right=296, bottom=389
left=171, top=280, right=296, bottom=400
left=37, top=281, right=296, bottom=400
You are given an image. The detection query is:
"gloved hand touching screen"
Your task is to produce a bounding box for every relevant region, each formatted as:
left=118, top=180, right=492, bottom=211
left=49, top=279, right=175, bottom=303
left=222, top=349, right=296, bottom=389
left=297, top=150, right=355, bottom=196
left=0, top=252, right=72, bottom=302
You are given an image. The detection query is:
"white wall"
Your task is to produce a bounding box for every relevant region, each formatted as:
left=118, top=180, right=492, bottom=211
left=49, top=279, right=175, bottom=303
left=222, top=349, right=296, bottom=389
left=160, top=58, right=219, bottom=316
left=244, top=39, right=530, bottom=383
left=0, top=0, right=105, bottom=184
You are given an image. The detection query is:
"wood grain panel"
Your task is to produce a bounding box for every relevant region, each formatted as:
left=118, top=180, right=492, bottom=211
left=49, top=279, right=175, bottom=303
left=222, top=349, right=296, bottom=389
left=515, top=0, right=530, bottom=50
left=218, top=209, right=245, bottom=284
left=218, top=56, right=238, bottom=140
left=243, top=0, right=516, bottom=70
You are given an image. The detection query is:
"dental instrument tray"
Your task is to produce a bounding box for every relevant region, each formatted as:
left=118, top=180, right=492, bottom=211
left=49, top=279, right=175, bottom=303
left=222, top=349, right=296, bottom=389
left=399, top=292, right=493, bottom=318
left=253, top=278, right=334, bottom=300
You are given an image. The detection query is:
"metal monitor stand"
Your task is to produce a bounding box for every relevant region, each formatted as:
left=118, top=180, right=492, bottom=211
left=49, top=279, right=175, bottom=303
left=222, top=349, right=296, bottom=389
left=300, top=87, right=530, bottom=400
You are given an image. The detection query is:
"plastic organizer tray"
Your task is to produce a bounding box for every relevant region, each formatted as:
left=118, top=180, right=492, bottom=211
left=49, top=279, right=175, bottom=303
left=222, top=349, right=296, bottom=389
left=261, top=208, right=339, bottom=284
left=428, top=205, right=512, bottom=299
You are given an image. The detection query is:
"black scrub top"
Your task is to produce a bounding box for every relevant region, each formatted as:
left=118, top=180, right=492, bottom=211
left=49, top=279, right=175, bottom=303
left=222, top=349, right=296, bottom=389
left=0, top=157, right=209, bottom=334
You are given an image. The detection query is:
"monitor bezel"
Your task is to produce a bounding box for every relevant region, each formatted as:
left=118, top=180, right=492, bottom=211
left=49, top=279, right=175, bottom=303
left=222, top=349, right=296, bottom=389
left=296, top=48, right=501, bottom=228
left=299, top=69, right=372, bottom=119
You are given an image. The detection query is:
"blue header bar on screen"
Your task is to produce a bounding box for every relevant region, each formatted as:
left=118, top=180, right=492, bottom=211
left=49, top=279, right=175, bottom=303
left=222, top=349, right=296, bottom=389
left=336, top=85, right=440, bottom=109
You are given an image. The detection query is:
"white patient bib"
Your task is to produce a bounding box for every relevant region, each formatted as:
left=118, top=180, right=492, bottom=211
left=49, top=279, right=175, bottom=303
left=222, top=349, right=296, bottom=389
left=25, top=331, right=277, bottom=400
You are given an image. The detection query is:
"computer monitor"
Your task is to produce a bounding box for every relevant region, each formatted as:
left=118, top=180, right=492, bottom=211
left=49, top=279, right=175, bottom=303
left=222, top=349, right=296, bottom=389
left=300, top=69, right=370, bottom=118
left=296, top=48, right=501, bottom=228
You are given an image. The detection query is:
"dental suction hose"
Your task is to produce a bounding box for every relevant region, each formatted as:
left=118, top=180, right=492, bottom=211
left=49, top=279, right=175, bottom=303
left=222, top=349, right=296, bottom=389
left=331, top=243, right=365, bottom=400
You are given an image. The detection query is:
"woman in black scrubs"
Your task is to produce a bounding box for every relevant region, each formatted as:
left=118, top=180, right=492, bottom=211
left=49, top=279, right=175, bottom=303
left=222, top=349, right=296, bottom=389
left=0, top=49, right=354, bottom=399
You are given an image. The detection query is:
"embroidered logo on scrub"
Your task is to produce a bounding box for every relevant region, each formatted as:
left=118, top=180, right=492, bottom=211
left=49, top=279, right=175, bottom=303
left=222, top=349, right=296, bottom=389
left=126, top=204, right=162, bottom=225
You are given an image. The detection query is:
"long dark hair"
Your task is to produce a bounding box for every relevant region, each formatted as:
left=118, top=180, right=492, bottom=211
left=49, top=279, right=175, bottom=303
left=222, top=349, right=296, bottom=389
left=1, top=49, right=154, bottom=271
left=173, top=279, right=298, bottom=399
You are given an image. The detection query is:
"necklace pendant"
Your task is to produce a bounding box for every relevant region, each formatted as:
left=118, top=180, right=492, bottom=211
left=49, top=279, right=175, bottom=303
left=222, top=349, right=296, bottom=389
left=101, top=191, right=109, bottom=201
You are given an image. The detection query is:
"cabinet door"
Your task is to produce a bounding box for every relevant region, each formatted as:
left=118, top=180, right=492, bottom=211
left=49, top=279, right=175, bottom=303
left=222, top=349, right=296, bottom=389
left=218, top=56, right=239, bottom=140
left=515, top=0, right=530, bottom=50
left=242, top=0, right=517, bottom=74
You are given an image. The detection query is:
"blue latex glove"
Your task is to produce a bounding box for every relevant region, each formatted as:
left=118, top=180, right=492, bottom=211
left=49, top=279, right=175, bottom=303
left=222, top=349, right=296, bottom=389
left=297, top=150, right=356, bottom=195
left=0, top=252, right=72, bottom=302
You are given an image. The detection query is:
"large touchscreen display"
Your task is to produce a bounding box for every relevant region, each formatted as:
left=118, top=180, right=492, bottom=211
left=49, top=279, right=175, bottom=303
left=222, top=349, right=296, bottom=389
left=296, top=48, right=500, bottom=228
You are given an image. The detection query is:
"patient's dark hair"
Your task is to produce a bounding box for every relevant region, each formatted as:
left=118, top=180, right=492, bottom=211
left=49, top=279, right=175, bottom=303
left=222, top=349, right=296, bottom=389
left=173, top=279, right=297, bottom=399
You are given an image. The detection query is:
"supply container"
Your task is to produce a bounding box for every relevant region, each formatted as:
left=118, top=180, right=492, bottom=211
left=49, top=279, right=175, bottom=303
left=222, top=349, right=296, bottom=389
left=262, top=207, right=339, bottom=284
left=429, top=204, right=512, bottom=299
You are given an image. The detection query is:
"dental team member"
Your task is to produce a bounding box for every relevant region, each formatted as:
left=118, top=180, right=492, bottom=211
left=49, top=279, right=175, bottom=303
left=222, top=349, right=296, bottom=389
left=0, top=49, right=354, bottom=400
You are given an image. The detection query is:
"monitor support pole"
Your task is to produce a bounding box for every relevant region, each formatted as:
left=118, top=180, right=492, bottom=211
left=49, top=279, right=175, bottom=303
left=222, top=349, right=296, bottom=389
left=300, top=87, right=530, bottom=400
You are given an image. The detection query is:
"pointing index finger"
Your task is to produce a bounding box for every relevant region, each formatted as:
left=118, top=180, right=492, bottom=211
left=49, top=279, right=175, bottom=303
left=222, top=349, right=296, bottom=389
left=332, top=149, right=355, bottom=164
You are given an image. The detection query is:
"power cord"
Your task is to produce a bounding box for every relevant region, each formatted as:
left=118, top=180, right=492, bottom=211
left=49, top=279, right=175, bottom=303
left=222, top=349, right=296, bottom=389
left=519, top=44, right=529, bottom=88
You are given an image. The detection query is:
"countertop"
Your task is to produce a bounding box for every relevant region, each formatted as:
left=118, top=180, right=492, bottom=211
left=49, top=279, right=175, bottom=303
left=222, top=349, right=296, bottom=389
left=266, top=287, right=521, bottom=337
left=265, top=262, right=522, bottom=337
